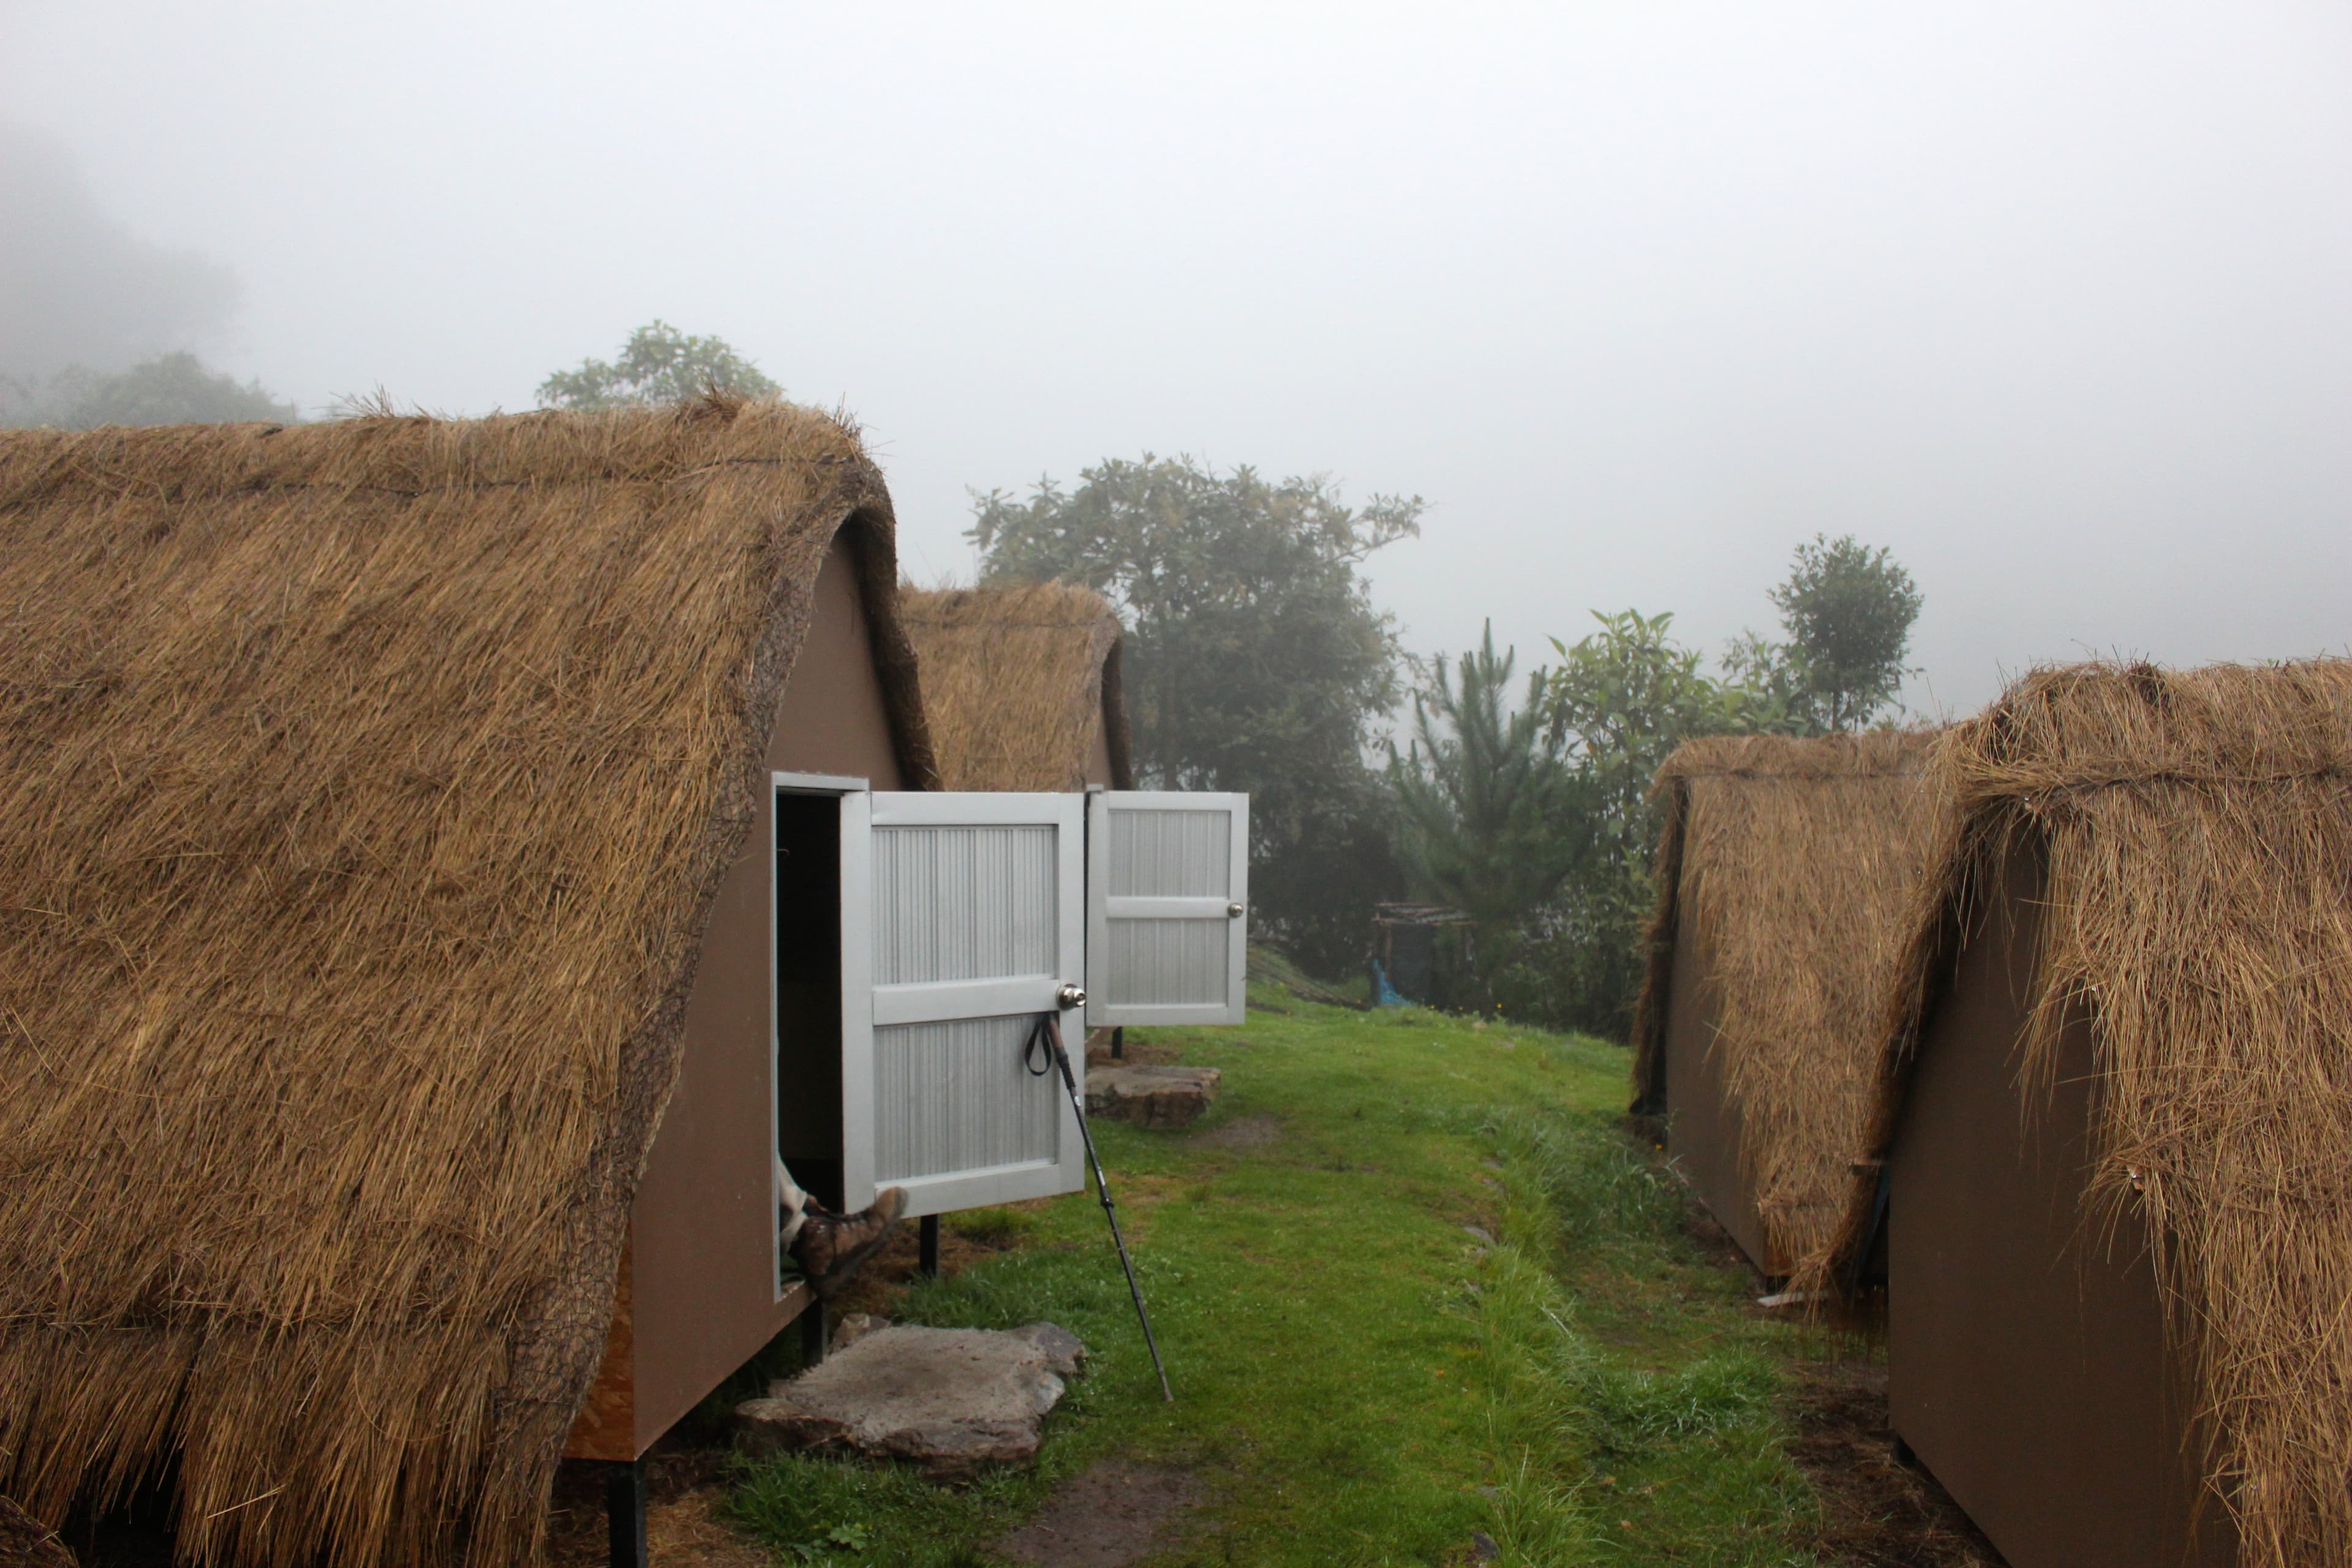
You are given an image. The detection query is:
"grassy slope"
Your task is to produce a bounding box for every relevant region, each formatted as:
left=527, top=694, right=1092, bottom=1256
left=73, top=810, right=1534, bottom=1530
left=726, top=984, right=1838, bottom=1567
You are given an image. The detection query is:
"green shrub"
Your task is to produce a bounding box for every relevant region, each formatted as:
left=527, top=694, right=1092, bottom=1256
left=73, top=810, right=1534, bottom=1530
left=1567, top=1348, right=1780, bottom=1453
left=1480, top=1105, right=1683, bottom=1256
left=1471, top=1104, right=1808, bottom=1566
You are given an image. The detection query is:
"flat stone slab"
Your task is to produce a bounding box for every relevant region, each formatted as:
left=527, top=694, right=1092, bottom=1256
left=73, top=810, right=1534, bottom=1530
left=1085, top=1065, right=1221, bottom=1128
left=735, top=1322, right=1085, bottom=1483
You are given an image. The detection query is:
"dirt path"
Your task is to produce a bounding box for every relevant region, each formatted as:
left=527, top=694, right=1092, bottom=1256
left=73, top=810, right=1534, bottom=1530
left=990, top=1463, right=1205, bottom=1568
left=1783, top=1362, right=2005, bottom=1567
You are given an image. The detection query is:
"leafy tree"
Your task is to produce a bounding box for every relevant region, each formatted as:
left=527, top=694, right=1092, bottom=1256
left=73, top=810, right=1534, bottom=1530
left=2, top=353, right=299, bottom=428
left=1494, top=541, right=1922, bottom=1037
left=537, top=320, right=780, bottom=410
left=1251, top=772, right=1404, bottom=980
left=969, top=455, right=1422, bottom=974
left=1544, top=609, right=1784, bottom=873
left=1717, top=628, right=1814, bottom=729
left=1733, top=533, right=1923, bottom=731
left=1523, top=610, right=1782, bottom=1036
left=1389, top=625, right=1578, bottom=999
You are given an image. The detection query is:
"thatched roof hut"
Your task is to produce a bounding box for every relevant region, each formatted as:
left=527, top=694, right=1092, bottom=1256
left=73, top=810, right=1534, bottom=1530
left=0, top=399, right=935, bottom=1568
left=1630, top=729, right=1942, bottom=1280
left=1812, top=660, right=2352, bottom=1568
left=897, top=582, right=1134, bottom=791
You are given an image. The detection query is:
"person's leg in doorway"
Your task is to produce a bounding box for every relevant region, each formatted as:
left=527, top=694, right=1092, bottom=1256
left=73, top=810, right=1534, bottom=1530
left=776, top=1155, right=908, bottom=1298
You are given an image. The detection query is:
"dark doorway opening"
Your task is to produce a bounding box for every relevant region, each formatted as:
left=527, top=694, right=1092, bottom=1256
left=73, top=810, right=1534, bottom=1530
left=775, top=791, right=845, bottom=1277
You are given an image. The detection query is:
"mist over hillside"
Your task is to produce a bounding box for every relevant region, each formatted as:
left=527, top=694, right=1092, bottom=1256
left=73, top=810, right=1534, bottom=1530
left=1, top=123, right=241, bottom=387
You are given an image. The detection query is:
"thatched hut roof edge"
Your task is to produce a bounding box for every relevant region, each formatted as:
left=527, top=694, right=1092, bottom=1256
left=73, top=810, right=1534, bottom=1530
left=0, top=396, right=935, bottom=1568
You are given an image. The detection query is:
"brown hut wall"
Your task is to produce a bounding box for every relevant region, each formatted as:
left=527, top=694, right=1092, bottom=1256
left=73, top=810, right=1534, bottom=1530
left=1099, top=639, right=1136, bottom=790
left=561, top=1249, right=636, bottom=1461
left=1084, top=710, right=1115, bottom=789
left=1888, top=839, right=2233, bottom=1568
left=586, top=533, right=910, bottom=1457
left=1660, top=894, right=1777, bottom=1278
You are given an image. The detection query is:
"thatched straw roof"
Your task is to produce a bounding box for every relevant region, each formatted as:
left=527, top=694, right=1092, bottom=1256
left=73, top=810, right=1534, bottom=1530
left=1630, top=729, right=1943, bottom=1273
left=0, top=1494, right=72, bottom=1568
left=899, top=582, right=1134, bottom=790
left=0, top=399, right=935, bottom=1568
left=1813, top=660, right=2352, bottom=1568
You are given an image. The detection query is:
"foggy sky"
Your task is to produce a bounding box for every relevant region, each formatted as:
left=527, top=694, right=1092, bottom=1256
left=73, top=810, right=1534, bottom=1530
left=1, top=122, right=239, bottom=380
left=5, top=0, right=2350, bottom=715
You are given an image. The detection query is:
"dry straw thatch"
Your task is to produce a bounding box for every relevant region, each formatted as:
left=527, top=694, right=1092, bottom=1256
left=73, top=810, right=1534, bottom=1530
left=1630, top=729, right=1943, bottom=1275
left=1813, top=660, right=2352, bottom=1568
left=0, top=399, right=934, bottom=1568
left=899, top=582, right=1133, bottom=791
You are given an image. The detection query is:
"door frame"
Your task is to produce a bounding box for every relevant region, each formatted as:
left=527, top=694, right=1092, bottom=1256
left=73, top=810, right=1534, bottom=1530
left=770, top=772, right=869, bottom=1296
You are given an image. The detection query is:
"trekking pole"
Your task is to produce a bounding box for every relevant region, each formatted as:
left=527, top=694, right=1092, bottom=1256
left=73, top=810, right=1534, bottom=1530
left=1027, top=988, right=1174, bottom=1401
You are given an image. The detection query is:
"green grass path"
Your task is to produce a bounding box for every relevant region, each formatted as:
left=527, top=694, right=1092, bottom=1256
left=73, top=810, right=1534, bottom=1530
left=727, top=984, right=1835, bottom=1567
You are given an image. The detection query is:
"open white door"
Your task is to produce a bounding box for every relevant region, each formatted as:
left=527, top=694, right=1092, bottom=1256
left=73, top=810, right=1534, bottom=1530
left=1085, top=791, right=1250, bottom=1030
left=841, top=791, right=1087, bottom=1218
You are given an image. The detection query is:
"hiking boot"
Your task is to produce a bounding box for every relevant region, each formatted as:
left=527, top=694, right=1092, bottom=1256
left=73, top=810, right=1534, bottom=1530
left=790, top=1186, right=908, bottom=1299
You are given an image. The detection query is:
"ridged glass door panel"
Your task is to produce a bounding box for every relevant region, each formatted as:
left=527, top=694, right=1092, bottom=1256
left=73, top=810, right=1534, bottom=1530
left=848, top=792, right=1084, bottom=1215
left=1086, top=792, right=1250, bottom=1028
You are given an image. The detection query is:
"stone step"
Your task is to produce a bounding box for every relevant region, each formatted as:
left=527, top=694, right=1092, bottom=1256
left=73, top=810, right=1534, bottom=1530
left=734, top=1322, right=1085, bottom=1484
left=1084, top=1065, right=1222, bottom=1129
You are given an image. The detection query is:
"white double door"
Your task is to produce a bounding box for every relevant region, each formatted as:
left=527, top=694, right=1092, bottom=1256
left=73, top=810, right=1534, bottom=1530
left=831, top=790, right=1248, bottom=1218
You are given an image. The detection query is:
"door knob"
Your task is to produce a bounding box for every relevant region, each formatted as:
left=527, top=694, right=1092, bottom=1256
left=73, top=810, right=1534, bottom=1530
left=1227, top=902, right=1245, bottom=919
left=1057, top=982, right=1087, bottom=1009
